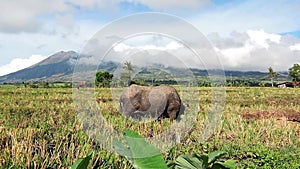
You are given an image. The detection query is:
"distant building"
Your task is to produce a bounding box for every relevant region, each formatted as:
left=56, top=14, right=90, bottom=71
left=277, top=82, right=300, bottom=88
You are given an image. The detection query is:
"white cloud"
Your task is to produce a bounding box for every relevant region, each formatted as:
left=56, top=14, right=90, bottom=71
left=68, top=0, right=121, bottom=10
left=0, top=55, right=47, bottom=76
left=0, top=18, right=101, bottom=66
left=0, top=0, right=69, bottom=33
left=0, top=0, right=212, bottom=33
left=0, top=0, right=299, bottom=35
left=247, top=29, right=281, bottom=49
left=289, top=44, right=300, bottom=51
left=215, top=30, right=283, bottom=68
left=215, top=42, right=254, bottom=67
left=113, top=40, right=183, bottom=52
left=113, top=43, right=131, bottom=52
left=165, top=41, right=184, bottom=50
left=127, top=0, right=211, bottom=10
left=211, top=29, right=300, bottom=71
left=111, top=29, right=300, bottom=72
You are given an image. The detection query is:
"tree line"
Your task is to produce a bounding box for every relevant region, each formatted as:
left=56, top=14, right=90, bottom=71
left=268, top=63, right=300, bottom=87
left=2, top=62, right=299, bottom=88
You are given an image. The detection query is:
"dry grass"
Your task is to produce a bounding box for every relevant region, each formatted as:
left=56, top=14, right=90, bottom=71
left=0, top=87, right=299, bottom=168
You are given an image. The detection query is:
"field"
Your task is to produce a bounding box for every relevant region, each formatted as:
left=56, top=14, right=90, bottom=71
left=0, top=86, right=299, bottom=168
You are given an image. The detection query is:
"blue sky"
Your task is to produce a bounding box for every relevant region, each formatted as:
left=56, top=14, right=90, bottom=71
left=0, top=0, right=300, bottom=75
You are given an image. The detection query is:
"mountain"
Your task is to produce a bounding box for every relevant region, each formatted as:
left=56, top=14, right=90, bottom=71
left=0, top=50, right=289, bottom=83
left=0, top=51, right=121, bottom=83
left=0, top=51, right=78, bottom=83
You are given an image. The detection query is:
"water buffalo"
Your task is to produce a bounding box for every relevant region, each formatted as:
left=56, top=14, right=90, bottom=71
left=119, top=84, right=183, bottom=120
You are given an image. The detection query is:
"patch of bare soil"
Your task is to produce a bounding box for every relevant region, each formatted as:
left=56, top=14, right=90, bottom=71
left=241, top=110, right=300, bottom=123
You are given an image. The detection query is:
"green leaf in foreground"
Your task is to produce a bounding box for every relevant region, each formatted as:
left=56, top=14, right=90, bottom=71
left=172, top=154, right=208, bottom=169
left=208, top=151, right=227, bottom=164
left=215, top=159, right=236, bottom=169
left=71, top=151, right=93, bottom=169
left=168, top=151, right=236, bottom=169
left=114, top=129, right=168, bottom=169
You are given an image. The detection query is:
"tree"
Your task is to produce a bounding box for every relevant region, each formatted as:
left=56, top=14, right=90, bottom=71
left=22, top=82, right=29, bottom=88
left=95, top=71, right=113, bottom=87
left=268, top=67, right=278, bottom=87
left=288, top=63, right=300, bottom=82
left=122, top=61, right=135, bottom=86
